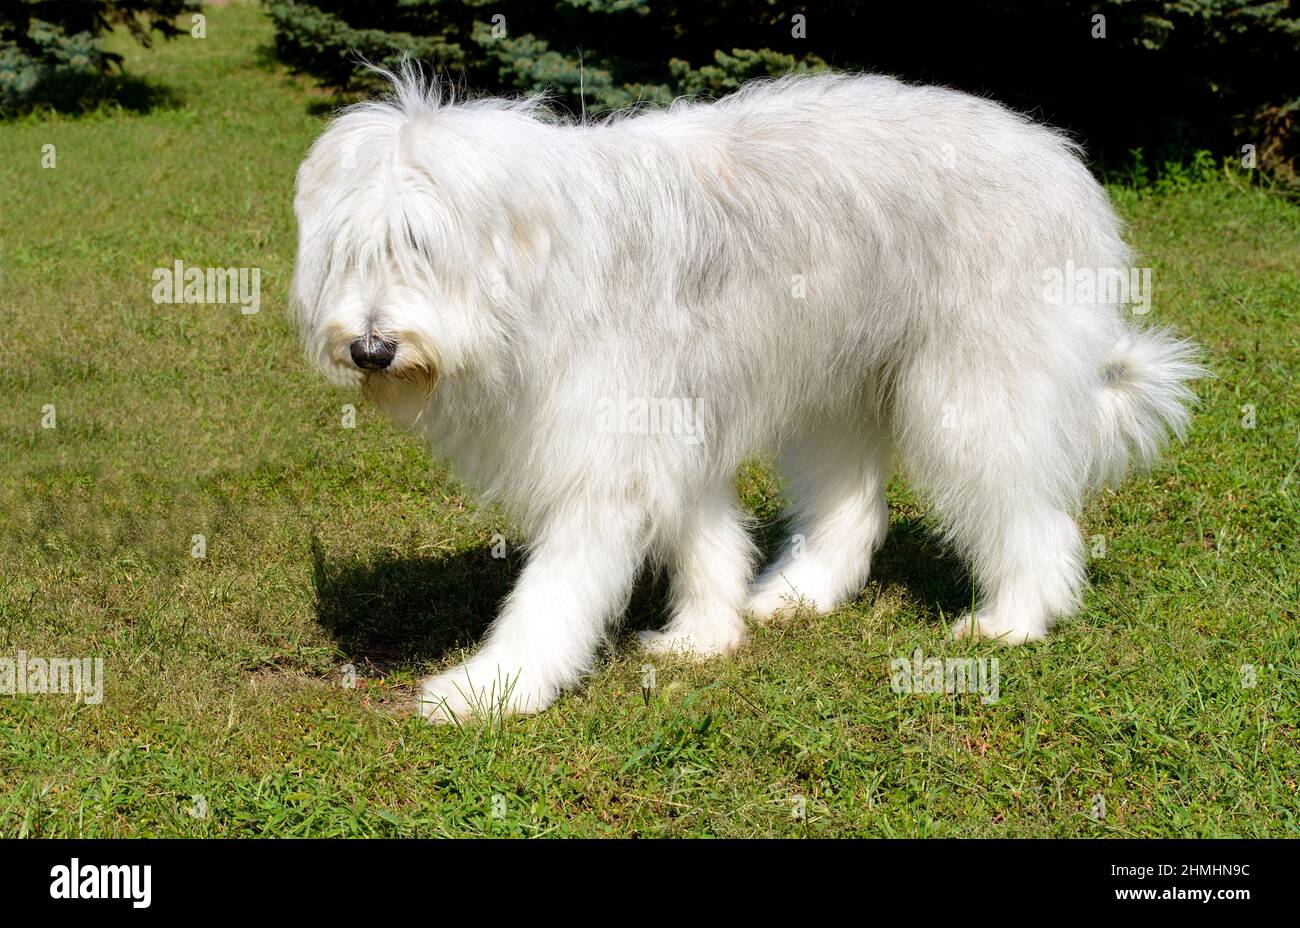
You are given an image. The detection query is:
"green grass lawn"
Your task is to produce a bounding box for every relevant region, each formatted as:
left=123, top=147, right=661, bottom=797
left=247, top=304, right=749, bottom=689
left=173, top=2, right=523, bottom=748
left=1, top=1, right=1297, bottom=837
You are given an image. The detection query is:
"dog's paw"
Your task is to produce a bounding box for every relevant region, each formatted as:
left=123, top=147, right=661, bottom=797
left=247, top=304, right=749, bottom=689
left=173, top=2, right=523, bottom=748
left=746, top=582, right=822, bottom=622
left=949, top=612, right=1047, bottom=645
left=636, top=626, right=743, bottom=660
left=418, top=659, right=555, bottom=723
left=747, top=560, right=855, bottom=621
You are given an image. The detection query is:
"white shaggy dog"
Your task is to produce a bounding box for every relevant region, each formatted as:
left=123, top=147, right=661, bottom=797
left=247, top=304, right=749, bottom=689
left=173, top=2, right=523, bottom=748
left=291, top=69, right=1201, bottom=720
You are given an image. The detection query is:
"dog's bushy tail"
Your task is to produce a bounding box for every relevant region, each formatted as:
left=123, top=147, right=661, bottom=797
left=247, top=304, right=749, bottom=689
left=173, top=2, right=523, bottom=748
left=1087, top=326, right=1205, bottom=487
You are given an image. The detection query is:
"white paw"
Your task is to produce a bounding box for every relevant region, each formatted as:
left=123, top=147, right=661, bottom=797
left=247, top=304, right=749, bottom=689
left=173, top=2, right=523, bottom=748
left=418, top=659, right=556, bottom=723
left=746, top=572, right=826, bottom=621
left=949, top=611, right=1047, bottom=645
left=637, top=624, right=743, bottom=659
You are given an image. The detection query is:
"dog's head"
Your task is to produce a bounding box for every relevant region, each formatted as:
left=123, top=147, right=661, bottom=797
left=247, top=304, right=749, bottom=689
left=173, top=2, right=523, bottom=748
left=290, top=68, right=552, bottom=400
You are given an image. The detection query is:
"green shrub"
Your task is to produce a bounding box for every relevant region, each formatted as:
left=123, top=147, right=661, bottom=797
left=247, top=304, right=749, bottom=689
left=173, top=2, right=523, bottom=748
left=265, top=0, right=829, bottom=114
left=1, top=0, right=201, bottom=112
left=264, top=1, right=1298, bottom=179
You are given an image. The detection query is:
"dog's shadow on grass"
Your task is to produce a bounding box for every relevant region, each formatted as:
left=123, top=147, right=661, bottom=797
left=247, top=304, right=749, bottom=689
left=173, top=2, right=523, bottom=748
left=311, top=533, right=679, bottom=668
left=311, top=514, right=972, bottom=672
left=741, top=512, right=973, bottom=630
left=311, top=536, right=519, bottom=670
left=868, top=517, right=973, bottom=625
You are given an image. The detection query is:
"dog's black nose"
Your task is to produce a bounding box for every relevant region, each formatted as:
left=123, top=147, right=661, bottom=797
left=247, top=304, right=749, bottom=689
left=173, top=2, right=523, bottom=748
left=350, top=336, right=396, bottom=371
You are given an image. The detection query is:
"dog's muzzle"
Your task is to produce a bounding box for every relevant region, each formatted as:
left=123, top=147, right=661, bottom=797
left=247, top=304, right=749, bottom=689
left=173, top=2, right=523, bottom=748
left=350, top=335, right=397, bottom=371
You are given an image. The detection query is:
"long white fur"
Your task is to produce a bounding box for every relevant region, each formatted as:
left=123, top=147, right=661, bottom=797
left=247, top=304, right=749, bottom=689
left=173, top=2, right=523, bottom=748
left=291, top=68, right=1203, bottom=720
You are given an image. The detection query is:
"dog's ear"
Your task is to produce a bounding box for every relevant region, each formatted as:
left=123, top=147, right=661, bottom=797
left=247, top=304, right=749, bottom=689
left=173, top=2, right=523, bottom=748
left=510, top=210, right=553, bottom=298
left=398, top=113, right=553, bottom=311
left=484, top=209, right=552, bottom=312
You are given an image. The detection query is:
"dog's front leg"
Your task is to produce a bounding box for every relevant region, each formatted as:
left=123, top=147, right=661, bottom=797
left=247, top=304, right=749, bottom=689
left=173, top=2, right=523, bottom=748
left=419, top=501, right=645, bottom=722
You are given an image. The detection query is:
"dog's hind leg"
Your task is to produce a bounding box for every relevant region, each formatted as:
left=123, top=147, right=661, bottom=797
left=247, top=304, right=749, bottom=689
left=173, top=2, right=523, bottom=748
left=944, top=504, right=1085, bottom=644
left=639, top=483, right=756, bottom=658
left=747, top=416, right=891, bottom=620
left=419, top=500, right=646, bottom=721
left=892, top=346, right=1087, bottom=644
